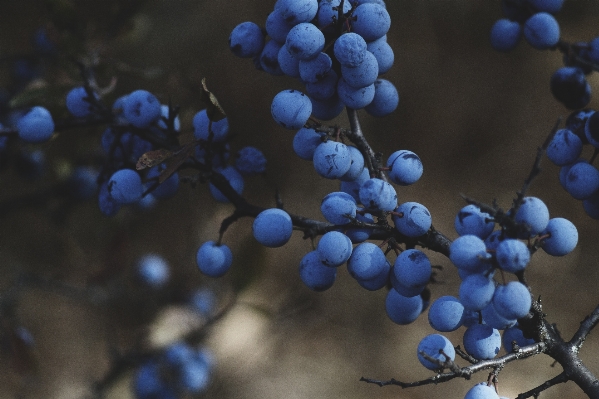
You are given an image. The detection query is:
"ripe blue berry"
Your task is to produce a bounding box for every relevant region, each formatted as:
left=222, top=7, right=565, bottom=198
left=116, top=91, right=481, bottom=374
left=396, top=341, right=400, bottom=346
left=541, top=217, right=578, bottom=256
left=313, top=140, right=352, bottom=179
left=364, top=79, right=399, bottom=117
left=196, top=241, right=233, bottom=277
left=359, top=178, right=397, bottom=211
left=17, top=106, right=54, bottom=143
left=193, top=109, right=229, bottom=142
left=137, top=254, right=170, bottom=288
left=321, top=191, right=357, bottom=225
left=317, top=231, right=353, bottom=267
left=417, top=334, right=455, bottom=370
left=252, top=208, right=293, bottom=248
left=490, top=19, right=522, bottom=52
left=393, top=202, right=432, bottom=237
left=108, top=169, right=143, bottom=204
left=385, top=288, right=423, bottom=325
left=464, top=324, right=501, bottom=360
left=386, top=150, right=423, bottom=186
left=66, top=86, right=97, bottom=117
left=271, top=89, right=312, bottom=129
left=229, top=21, right=265, bottom=58
left=299, top=250, right=337, bottom=291
left=428, top=296, right=465, bottom=332
left=523, top=12, right=560, bottom=50
left=123, top=89, right=161, bottom=128
left=459, top=273, right=496, bottom=311
left=492, top=282, right=531, bottom=320
left=495, top=239, right=530, bottom=273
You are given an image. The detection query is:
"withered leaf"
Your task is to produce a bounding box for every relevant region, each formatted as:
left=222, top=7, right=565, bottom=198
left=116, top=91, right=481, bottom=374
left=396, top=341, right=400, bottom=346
left=136, top=148, right=174, bottom=170
left=201, top=78, right=226, bottom=122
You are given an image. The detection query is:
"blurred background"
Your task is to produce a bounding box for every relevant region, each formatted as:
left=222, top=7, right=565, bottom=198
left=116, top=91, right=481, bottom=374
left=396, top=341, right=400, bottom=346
left=0, top=0, right=598, bottom=398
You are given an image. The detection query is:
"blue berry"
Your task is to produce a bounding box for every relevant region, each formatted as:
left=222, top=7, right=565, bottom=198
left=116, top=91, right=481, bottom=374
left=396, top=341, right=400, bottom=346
left=271, top=89, right=312, bottom=129
left=309, top=95, right=345, bottom=120
left=464, top=383, right=500, bottom=399
left=463, top=324, right=501, bottom=360
left=189, top=288, right=216, bottom=316
left=108, top=169, right=143, bottom=204
left=585, top=111, right=599, bottom=148
left=364, top=79, right=399, bottom=117
left=455, top=204, right=494, bottom=239
left=235, top=146, right=266, bottom=175
left=259, top=39, right=285, bottom=75
left=146, top=164, right=179, bottom=200
left=492, top=282, right=532, bottom=320
left=334, top=33, right=367, bottom=67
left=67, top=166, right=99, bottom=200
left=523, top=12, right=560, bottom=50
left=66, top=86, right=97, bottom=117
left=337, top=78, right=375, bottom=109
left=98, top=182, right=121, bottom=216
left=196, top=241, right=233, bottom=277
left=495, top=239, right=530, bottom=273
left=359, top=178, right=397, bottom=211
left=346, top=213, right=374, bottom=243
left=137, top=254, right=170, bottom=288
left=490, top=19, right=522, bottom=52
left=564, top=162, right=599, bottom=200
left=350, top=3, right=391, bottom=41
left=313, top=140, right=352, bottom=179
left=17, top=106, right=54, bottom=143
left=481, top=301, right=517, bottom=330
left=366, top=37, right=394, bottom=74
left=340, top=51, right=379, bottom=89
left=278, top=45, right=301, bottom=77
left=123, top=90, right=161, bottom=128
left=393, top=202, right=432, bottom=237
left=229, top=21, right=265, bottom=58
left=299, top=250, right=337, bottom=291
left=347, top=242, right=388, bottom=281
left=293, top=127, right=322, bottom=160
left=386, top=150, right=422, bottom=185
left=459, top=273, right=496, bottom=311
left=502, top=326, right=535, bottom=352
left=265, top=10, right=292, bottom=43
left=449, top=235, right=490, bottom=273
left=321, top=191, right=357, bottom=225
left=284, top=22, right=325, bottom=60
left=275, top=0, right=318, bottom=25
left=393, top=249, right=431, bottom=289
left=550, top=67, right=590, bottom=109
left=546, top=128, right=583, bottom=166
left=428, top=296, right=465, bottom=332
left=385, top=288, right=423, bottom=325
left=193, top=109, right=229, bottom=142
left=417, top=334, right=455, bottom=370
left=340, top=146, right=365, bottom=182
left=513, top=196, right=549, bottom=237
left=541, top=217, right=578, bottom=256
left=252, top=208, right=293, bottom=247
left=299, top=52, right=332, bottom=83
left=317, top=231, right=353, bottom=267
left=305, top=69, right=339, bottom=100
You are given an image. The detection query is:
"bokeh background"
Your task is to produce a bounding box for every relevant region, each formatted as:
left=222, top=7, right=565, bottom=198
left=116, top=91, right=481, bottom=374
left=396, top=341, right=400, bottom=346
left=0, top=1, right=598, bottom=398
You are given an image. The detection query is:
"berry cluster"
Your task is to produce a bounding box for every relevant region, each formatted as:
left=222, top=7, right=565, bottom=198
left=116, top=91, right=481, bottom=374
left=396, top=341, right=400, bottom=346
left=230, top=0, right=399, bottom=119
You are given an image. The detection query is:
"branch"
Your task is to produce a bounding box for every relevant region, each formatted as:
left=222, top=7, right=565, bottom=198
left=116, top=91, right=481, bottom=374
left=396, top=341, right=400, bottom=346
left=515, top=372, right=569, bottom=399
left=345, top=108, right=388, bottom=182
left=570, top=303, right=599, bottom=350
left=360, top=342, right=547, bottom=389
